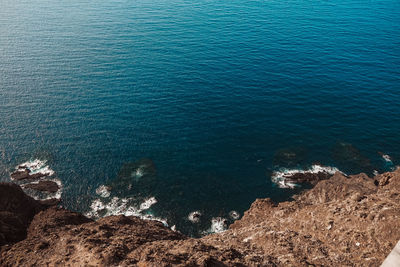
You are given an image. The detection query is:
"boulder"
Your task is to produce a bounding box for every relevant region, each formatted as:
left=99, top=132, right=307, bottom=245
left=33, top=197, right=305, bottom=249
left=24, top=180, right=59, bottom=193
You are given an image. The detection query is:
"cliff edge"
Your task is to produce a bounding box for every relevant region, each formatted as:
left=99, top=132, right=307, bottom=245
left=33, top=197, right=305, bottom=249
left=2, top=169, right=400, bottom=266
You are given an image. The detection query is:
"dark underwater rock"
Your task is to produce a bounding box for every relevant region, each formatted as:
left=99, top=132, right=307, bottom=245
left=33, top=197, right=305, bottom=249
left=118, top=158, right=157, bottom=182
left=332, top=142, right=374, bottom=175
left=108, top=158, right=158, bottom=196
left=273, top=147, right=307, bottom=168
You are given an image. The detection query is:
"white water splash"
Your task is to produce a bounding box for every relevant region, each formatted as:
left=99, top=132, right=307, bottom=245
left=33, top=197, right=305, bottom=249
left=95, top=185, right=111, bottom=198
left=271, top=164, right=342, bottom=189
left=382, top=154, right=392, bottom=163
left=86, top=196, right=167, bottom=227
left=229, top=210, right=240, bottom=220
left=188, top=211, right=202, bottom=223
left=210, top=217, right=228, bottom=233
left=139, top=197, right=157, bottom=211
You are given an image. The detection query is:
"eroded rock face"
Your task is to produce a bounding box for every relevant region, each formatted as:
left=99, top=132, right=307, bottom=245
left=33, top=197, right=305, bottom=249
left=224, top=170, right=400, bottom=266
left=2, top=169, right=400, bottom=266
left=0, top=183, right=44, bottom=246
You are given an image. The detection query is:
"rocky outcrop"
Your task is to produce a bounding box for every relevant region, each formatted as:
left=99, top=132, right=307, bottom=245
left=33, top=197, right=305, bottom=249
left=225, top=170, right=400, bottom=265
left=0, top=183, right=44, bottom=246
left=11, top=169, right=47, bottom=181
left=2, top=169, right=400, bottom=266
left=23, top=180, right=60, bottom=193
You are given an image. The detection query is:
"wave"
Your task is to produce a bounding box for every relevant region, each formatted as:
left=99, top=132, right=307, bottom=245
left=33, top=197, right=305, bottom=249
left=188, top=211, right=202, bottom=223
left=139, top=197, right=157, bottom=210
left=210, top=217, right=228, bottom=233
left=95, top=185, right=111, bottom=198
left=16, top=159, right=55, bottom=177
left=86, top=196, right=167, bottom=227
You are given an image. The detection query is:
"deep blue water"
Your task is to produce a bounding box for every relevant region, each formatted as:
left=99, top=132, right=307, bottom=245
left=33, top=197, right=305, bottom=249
left=1, top=0, right=400, bottom=235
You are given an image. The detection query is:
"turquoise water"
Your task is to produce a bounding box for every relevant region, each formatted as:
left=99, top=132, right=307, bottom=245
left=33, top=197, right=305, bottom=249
left=1, top=0, right=400, bottom=235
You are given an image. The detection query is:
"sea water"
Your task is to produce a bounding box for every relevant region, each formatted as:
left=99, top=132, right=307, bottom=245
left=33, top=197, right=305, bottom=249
left=1, top=0, right=399, bottom=236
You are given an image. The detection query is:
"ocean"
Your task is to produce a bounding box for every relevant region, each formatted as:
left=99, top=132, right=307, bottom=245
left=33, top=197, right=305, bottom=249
left=1, top=0, right=399, bottom=236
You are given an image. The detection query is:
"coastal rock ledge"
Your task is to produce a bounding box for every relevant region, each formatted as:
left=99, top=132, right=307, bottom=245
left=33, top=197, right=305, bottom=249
left=2, top=169, right=400, bottom=266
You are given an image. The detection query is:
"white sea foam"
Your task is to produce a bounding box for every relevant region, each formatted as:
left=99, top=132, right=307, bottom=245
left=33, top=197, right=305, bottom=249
left=382, top=154, right=393, bottom=163
left=131, top=166, right=145, bottom=180
left=188, top=211, right=202, bottom=223
left=210, top=217, right=228, bottom=233
left=271, top=164, right=341, bottom=189
left=86, top=197, right=140, bottom=218
left=86, top=196, right=167, bottom=226
left=16, top=159, right=55, bottom=177
left=229, top=210, right=240, bottom=220
left=95, top=185, right=111, bottom=198
left=89, top=198, right=106, bottom=212
left=139, top=197, right=157, bottom=211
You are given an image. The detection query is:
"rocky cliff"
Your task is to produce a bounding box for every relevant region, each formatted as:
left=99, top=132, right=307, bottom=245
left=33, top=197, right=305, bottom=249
left=1, top=169, right=400, bottom=266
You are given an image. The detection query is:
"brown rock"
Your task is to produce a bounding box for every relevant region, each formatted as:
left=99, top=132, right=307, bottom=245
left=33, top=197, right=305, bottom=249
left=2, top=169, right=400, bottom=266
left=24, top=180, right=59, bottom=193
left=11, top=169, right=49, bottom=181
left=38, top=198, right=61, bottom=207
left=0, top=183, right=44, bottom=246
left=10, top=169, right=30, bottom=180
left=286, top=171, right=333, bottom=185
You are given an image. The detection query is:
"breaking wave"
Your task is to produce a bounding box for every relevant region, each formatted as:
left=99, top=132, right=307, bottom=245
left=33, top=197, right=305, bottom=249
left=95, top=185, right=111, bottom=198
left=86, top=196, right=167, bottom=227
left=210, top=217, right=228, bottom=233
left=188, top=211, right=202, bottom=223
left=15, top=159, right=55, bottom=177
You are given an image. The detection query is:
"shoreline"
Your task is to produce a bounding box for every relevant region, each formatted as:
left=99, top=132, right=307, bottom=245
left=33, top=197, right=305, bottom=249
left=2, top=168, right=400, bottom=265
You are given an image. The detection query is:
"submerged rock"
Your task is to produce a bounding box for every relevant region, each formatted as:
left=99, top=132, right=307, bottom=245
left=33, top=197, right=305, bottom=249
left=273, top=147, right=307, bottom=168
left=332, top=142, right=374, bottom=175
left=108, top=158, right=157, bottom=196
left=118, top=158, right=157, bottom=182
